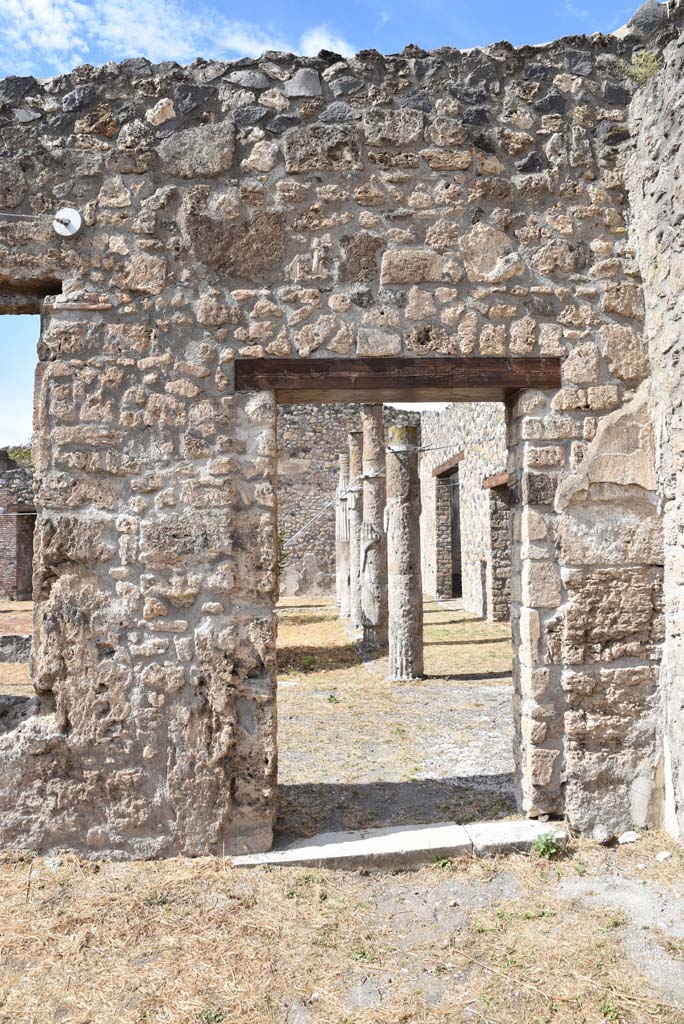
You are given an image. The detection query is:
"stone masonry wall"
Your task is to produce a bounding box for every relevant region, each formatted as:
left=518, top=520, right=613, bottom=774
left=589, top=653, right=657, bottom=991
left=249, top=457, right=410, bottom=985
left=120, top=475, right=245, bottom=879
left=419, top=402, right=508, bottom=619
left=0, top=2, right=680, bottom=856
left=277, top=404, right=419, bottom=597
left=0, top=454, right=35, bottom=601
left=628, top=30, right=684, bottom=839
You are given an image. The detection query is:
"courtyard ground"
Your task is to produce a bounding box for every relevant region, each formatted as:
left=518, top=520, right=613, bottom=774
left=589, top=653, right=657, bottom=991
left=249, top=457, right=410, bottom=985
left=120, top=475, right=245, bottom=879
left=276, top=597, right=514, bottom=838
left=0, top=600, right=682, bottom=1023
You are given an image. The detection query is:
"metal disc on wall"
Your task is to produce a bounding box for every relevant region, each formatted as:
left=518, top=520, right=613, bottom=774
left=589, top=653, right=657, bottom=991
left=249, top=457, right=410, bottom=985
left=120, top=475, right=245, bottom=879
left=52, top=208, right=83, bottom=237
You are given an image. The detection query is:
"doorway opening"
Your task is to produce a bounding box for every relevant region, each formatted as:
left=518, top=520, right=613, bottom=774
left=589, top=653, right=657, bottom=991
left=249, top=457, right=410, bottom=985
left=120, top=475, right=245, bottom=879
left=235, top=354, right=560, bottom=842
left=274, top=399, right=515, bottom=841
left=0, top=313, right=40, bottom=723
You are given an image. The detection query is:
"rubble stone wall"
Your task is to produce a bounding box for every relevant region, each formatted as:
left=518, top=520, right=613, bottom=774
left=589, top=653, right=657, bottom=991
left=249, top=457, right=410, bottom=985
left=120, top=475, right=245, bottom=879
left=0, top=2, right=679, bottom=856
left=277, top=404, right=419, bottom=596
left=628, top=30, right=684, bottom=840
left=0, top=456, right=35, bottom=601
left=419, top=403, right=508, bottom=619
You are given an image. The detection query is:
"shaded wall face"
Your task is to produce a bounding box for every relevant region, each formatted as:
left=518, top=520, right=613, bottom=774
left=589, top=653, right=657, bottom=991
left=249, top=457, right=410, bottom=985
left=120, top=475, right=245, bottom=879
left=277, top=405, right=419, bottom=597
left=419, top=403, right=507, bottom=619
left=0, top=22, right=674, bottom=855
left=629, top=35, right=684, bottom=839
left=0, top=467, right=35, bottom=600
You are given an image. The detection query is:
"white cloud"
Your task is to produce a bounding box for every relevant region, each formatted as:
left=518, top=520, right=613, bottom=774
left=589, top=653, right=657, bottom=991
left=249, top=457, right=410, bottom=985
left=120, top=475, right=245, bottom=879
left=299, top=25, right=355, bottom=58
left=0, top=0, right=354, bottom=74
left=558, top=0, right=592, bottom=19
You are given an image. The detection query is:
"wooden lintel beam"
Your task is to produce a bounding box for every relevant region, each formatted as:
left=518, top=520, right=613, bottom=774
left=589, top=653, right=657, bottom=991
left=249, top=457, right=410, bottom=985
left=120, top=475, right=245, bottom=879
left=234, top=356, right=561, bottom=404
left=482, top=472, right=511, bottom=490
left=433, top=451, right=465, bottom=477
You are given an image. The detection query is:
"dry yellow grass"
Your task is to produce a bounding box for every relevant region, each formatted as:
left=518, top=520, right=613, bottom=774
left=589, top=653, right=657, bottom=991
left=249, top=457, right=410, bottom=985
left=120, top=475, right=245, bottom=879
left=0, top=837, right=682, bottom=1024
left=0, top=662, right=31, bottom=697
left=0, top=600, right=32, bottom=636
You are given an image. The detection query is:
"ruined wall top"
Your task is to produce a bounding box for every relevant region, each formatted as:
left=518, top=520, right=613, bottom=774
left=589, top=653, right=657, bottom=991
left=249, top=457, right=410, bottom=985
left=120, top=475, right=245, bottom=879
left=1, top=2, right=683, bottom=325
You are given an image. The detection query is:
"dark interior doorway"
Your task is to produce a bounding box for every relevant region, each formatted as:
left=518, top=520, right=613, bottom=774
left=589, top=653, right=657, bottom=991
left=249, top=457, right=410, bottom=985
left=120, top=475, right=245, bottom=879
left=450, top=469, right=462, bottom=598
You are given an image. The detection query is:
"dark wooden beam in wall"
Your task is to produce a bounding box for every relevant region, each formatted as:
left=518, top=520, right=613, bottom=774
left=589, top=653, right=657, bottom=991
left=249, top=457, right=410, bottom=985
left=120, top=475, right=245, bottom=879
left=234, top=356, right=562, bottom=404
left=433, top=451, right=465, bottom=478
left=482, top=472, right=511, bottom=490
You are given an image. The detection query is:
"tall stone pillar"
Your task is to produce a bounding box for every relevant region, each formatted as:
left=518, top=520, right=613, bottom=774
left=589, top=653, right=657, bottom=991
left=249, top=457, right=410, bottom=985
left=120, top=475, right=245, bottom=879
left=386, top=424, right=424, bottom=680
left=347, top=430, right=364, bottom=630
left=360, top=405, right=388, bottom=650
left=336, top=452, right=351, bottom=617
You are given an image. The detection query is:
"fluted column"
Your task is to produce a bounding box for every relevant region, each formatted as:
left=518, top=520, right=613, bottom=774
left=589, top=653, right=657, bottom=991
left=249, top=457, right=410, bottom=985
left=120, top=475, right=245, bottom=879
left=360, top=405, right=388, bottom=651
left=347, top=430, right=364, bottom=630
left=387, top=423, right=424, bottom=680
left=336, top=452, right=351, bottom=617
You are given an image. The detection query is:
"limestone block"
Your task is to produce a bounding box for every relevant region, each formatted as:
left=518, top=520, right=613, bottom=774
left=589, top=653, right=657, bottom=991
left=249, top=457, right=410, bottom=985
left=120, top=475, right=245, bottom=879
left=340, top=232, right=385, bottom=283
left=555, top=383, right=656, bottom=509
left=380, top=249, right=441, bottom=285
left=558, top=566, right=661, bottom=664
left=189, top=211, right=286, bottom=280
left=283, top=69, right=321, bottom=97
left=601, top=323, right=649, bottom=382
left=556, top=505, right=663, bottom=566
left=522, top=561, right=561, bottom=608
left=420, top=148, right=472, bottom=170
left=157, top=118, right=235, bottom=178
left=145, top=98, right=176, bottom=125
left=460, top=223, right=524, bottom=283
left=363, top=109, right=424, bottom=145
left=357, top=329, right=401, bottom=355
left=121, top=253, right=167, bottom=294
left=283, top=124, right=361, bottom=172
left=562, top=342, right=600, bottom=385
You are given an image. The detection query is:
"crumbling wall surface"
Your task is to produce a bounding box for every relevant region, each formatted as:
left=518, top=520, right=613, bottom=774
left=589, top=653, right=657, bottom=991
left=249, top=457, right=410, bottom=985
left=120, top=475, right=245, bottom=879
left=419, top=403, right=507, bottom=618
left=0, top=460, right=35, bottom=600
left=277, top=405, right=418, bottom=597
left=0, top=7, right=678, bottom=854
left=628, top=31, right=684, bottom=840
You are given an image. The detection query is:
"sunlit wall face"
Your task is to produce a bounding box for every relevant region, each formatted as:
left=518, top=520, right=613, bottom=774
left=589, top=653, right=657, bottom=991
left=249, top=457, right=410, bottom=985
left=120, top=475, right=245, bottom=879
left=0, top=316, right=38, bottom=447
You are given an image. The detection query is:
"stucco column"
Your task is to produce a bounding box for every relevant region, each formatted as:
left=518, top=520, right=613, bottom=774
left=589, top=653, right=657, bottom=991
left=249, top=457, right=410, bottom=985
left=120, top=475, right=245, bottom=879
left=336, top=452, right=351, bottom=617
left=347, top=430, right=364, bottom=630
left=386, top=424, right=423, bottom=680
left=360, top=405, right=388, bottom=651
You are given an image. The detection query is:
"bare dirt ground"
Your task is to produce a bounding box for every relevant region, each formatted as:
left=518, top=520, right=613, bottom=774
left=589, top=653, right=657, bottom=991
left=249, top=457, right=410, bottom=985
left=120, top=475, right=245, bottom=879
left=277, top=597, right=515, bottom=838
left=0, top=600, right=32, bottom=636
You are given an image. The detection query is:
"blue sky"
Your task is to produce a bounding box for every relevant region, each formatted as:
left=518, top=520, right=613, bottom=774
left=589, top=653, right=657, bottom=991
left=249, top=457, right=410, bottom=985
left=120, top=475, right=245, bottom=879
left=0, top=0, right=636, bottom=444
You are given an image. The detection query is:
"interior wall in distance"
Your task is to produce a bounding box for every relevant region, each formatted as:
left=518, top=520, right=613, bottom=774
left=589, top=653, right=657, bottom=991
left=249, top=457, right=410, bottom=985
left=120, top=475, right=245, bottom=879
left=420, top=403, right=508, bottom=619
left=277, top=404, right=419, bottom=597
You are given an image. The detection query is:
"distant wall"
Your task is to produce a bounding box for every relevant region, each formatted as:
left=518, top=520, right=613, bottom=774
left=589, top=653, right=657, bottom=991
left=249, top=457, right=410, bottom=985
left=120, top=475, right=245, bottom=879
left=419, top=403, right=508, bottom=619
left=277, top=404, right=419, bottom=596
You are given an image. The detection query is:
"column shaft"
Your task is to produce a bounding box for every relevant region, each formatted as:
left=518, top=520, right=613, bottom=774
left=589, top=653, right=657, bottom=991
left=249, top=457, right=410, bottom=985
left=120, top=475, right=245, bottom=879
left=361, top=405, right=388, bottom=650
left=336, top=452, right=351, bottom=617
left=387, top=424, right=423, bottom=680
left=347, top=431, right=364, bottom=630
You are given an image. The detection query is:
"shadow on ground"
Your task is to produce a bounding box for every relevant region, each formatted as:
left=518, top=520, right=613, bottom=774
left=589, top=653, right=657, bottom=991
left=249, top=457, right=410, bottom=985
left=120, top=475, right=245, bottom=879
left=276, top=774, right=516, bottom=838
left=278, top=643, right=361, bottom=674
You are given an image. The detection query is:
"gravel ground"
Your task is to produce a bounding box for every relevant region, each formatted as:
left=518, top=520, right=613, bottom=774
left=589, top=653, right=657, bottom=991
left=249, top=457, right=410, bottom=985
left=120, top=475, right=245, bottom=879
left=277, top=597, right=516, bottom=837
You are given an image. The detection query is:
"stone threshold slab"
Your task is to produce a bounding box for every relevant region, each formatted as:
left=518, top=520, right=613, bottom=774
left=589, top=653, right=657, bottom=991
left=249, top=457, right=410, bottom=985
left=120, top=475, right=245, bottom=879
left=232, top=819, right=567, bottom=870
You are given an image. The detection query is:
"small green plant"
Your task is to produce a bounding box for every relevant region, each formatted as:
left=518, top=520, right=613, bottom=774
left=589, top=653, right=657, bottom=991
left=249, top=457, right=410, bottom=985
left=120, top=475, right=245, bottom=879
left=620, top=48, right=662, bottom=86
left=326, top=692, right=340, bottom=703
left=599, top=994, right=621, bottom=1022
left=605, top=909, right=627, bottom=930
left=352, top=945, right=375, bottom=962
left=4, top=444, right=33, bottom=468
left=301, top=655, right=317, bottom=670
left=198, top=1012, right=225, bottom=1024
left=391, top=725, right=408, bottom=739
left=534, top=831, right=561, bottom=859
left=143, top=892, right=170, bottom=907
left=432, top=854, right=452, bottom=869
